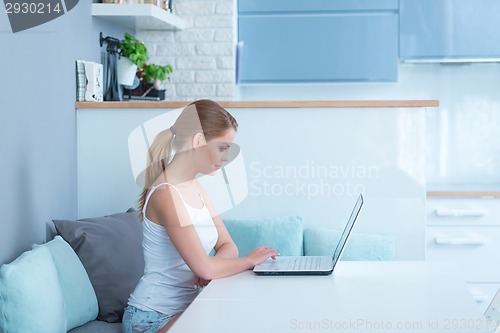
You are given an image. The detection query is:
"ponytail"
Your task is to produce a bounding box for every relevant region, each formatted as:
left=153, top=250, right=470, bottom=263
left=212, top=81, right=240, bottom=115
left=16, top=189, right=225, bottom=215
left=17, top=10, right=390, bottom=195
left=137, top=128, right=175, bottom=221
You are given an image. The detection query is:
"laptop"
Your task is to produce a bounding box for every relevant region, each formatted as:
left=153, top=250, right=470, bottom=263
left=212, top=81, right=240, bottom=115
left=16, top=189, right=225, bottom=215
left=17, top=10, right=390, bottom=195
left=253, top=194, right=364, bottom=275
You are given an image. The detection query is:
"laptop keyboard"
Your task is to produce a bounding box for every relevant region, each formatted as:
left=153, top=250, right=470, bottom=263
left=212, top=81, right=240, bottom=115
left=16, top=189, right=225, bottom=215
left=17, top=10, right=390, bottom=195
left=286, top=256, right=322, bottom=270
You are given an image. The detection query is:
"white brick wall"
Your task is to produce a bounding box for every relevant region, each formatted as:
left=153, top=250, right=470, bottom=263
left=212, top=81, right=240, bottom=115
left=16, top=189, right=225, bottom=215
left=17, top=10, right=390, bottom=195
left=136, top=0, right=236, bottom=101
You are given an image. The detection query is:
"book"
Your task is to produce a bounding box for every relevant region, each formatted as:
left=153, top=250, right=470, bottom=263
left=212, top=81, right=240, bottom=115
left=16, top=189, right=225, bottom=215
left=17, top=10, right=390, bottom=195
left=75, top=60, right=104, bottom=102
left=75, top=60, right=86, bottom=102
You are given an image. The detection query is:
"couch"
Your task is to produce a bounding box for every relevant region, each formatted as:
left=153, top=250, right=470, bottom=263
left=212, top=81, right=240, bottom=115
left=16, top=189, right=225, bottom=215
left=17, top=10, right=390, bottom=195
left=0, top=211, right=394, bottom=333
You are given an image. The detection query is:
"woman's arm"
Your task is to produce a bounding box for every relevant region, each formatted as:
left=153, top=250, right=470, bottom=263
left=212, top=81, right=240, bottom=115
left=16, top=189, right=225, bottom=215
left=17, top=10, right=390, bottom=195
left=212, top=217, right=238, bottom=259
left=148, top=186, right=278, bottom=280
left=214, top=242, right=238, bottom=259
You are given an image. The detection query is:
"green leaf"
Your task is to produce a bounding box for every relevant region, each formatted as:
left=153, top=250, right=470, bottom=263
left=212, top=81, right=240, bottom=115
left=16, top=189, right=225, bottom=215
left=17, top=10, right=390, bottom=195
left=119, top=32, right=149, bottom=68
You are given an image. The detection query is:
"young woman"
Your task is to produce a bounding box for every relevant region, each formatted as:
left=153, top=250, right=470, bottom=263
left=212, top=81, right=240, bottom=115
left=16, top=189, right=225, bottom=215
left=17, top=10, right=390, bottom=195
left=122, top=100, right=279, bottom=333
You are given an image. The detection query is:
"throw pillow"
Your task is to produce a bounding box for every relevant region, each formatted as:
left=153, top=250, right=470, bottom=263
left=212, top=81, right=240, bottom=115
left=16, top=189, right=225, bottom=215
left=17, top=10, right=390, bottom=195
left=0, top=246, right=67, bottom=333
left=53, top=208, right=144, bottom=323
left=33, top=235, right=99, bottom=330
left=223, top=216, right=304, bottom=257
left=303, top=227, right=396, bottom=260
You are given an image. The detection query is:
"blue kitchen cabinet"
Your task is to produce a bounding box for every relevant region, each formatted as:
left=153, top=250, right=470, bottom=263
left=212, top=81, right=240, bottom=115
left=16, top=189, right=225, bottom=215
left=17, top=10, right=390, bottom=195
left=237, top=1, right=399, bottom=83
left=239, top=0, right=398, bottom=13
left=400, top=0, right=500, bottom=60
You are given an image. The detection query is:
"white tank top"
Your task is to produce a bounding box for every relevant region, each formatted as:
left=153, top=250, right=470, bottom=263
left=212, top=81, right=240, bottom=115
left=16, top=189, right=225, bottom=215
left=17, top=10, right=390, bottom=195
left=128, top=182, right=218, bottom=315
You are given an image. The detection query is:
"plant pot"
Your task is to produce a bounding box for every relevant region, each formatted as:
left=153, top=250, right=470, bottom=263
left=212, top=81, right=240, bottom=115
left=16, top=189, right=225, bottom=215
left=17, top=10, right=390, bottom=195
left=146, top=88, right=166, bottom=100
left=123, top=82, right=166, bottom=101
left=116, top=57, right=138, bottom=86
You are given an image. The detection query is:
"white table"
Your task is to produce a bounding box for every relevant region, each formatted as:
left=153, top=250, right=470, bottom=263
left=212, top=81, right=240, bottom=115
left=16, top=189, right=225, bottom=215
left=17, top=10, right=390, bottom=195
left=169, top=262, right=491, bottom=333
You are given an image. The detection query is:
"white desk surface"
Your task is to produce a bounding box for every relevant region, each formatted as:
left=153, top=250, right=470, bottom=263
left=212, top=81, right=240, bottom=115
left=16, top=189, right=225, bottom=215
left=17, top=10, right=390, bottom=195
left=169, top=261, right=491, bottom=333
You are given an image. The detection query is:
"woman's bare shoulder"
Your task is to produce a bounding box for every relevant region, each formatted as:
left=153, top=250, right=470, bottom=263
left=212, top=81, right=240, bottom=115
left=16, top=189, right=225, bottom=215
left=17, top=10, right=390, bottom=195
left=145, top=185, right=184, bottom=226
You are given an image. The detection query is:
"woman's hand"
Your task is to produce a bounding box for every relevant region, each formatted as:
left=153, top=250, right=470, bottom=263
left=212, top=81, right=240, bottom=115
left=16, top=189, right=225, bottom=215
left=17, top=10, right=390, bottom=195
left=245, top=246, right=280, bottom=268
left=193, top=275, right=211, bottom=288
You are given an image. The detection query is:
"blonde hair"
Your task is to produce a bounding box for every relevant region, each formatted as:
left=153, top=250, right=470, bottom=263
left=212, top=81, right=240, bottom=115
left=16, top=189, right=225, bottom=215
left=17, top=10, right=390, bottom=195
left=137, top=99, right=238, bottom=221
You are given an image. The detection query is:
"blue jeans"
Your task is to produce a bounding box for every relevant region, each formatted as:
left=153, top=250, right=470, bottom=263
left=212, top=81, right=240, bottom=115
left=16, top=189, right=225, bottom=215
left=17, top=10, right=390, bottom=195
left=122, top=305, right=176, bottom=333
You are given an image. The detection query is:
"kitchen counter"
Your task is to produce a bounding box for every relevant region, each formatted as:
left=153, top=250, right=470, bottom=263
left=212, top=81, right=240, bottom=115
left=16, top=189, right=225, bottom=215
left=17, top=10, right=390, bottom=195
left=77, top=100, right=434, bottom=260
left=81, top=101, right=500, bottom=199
left=427, top=184, right=500, bottom=197
left=75, top=100, right=439, bottom=109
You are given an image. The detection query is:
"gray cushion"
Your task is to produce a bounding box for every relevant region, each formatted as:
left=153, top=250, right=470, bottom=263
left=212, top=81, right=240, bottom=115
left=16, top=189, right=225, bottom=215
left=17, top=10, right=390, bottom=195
left=53, top=209, right=144, bottom=323
left=68, top=320, right=122, bottom=333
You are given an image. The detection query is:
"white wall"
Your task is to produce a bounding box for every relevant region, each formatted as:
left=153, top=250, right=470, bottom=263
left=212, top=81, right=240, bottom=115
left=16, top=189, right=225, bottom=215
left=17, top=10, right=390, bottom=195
left=238, top=63, right=500, bottom=186
left=77, top=106, right=426, bottom=260
left=0, top=2, right=125, bottom=265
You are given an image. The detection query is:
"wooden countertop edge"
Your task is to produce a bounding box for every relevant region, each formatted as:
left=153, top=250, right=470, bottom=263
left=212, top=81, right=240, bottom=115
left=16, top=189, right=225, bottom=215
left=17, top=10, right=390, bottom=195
left=427, top=191, right=500, bottom=197
left=76, top=100, right=440, bottom=109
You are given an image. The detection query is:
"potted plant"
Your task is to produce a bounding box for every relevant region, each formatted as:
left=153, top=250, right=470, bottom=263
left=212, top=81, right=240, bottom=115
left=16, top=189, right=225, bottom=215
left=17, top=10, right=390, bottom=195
left=122, top=62, right=173, bottom=101
left=117, top=33, right=149, bottom=86
left=140, top=63, right=173, bottom=99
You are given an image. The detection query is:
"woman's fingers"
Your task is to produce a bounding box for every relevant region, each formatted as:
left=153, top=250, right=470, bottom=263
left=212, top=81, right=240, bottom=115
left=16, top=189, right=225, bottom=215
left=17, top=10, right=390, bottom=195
left=263, top=246, right=280, bottom=257
left=194, top=276, right=211, bottom=288
left=245, top=246, right=280, bottom=267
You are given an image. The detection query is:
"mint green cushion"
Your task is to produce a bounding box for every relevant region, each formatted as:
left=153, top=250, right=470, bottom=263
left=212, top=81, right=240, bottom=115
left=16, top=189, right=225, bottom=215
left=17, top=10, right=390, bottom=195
left=223, top=216, right=304, bottom=256
left=0, top=246, right=67, bottom=333
left=33, top=236, right=98, bottom=330
left=303, top=227, right=395, bottom=260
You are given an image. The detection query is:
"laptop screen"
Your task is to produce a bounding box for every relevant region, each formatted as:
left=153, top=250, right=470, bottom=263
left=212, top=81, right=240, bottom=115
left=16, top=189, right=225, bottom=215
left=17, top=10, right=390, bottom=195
left=331, top=194, right=364, bottom=267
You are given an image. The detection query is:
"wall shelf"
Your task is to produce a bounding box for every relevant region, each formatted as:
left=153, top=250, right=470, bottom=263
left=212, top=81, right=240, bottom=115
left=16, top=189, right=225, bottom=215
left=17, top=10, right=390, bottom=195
left=91, top=4, right=185, bottom=31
